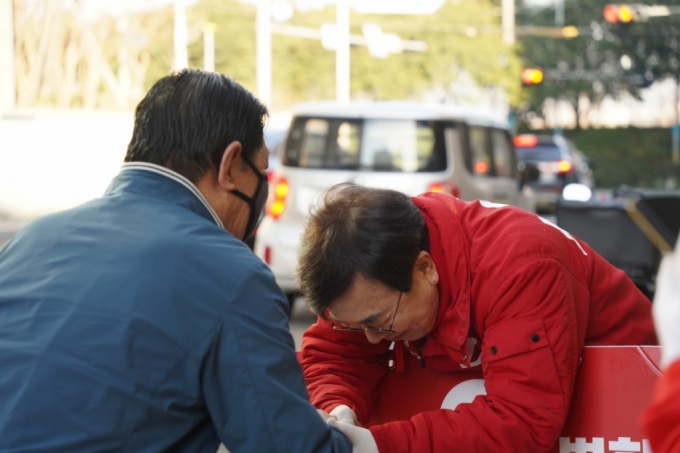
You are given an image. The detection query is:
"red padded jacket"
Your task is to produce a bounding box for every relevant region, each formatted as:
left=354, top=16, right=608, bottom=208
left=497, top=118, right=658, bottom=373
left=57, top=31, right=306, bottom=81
left=301, top=193, right=657, bottom=453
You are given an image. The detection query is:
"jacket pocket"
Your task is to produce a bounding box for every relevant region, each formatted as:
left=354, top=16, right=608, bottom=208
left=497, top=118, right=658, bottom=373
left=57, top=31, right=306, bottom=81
left=482, top=315, right=566, bottom=411
left=483, top=315, right=549, bottom=363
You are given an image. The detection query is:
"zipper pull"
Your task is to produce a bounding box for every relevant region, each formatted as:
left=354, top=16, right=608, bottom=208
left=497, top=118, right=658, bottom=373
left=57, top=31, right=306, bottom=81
left=388, top=341, right=396, bottom=369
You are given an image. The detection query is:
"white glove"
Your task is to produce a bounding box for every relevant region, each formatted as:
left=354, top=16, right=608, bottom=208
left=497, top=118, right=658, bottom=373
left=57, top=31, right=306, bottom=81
left=330, top=404, right=359, bottom=426
left=327, top=418, right=379, bottom=453
left=653, top=250, right=680, bottom=369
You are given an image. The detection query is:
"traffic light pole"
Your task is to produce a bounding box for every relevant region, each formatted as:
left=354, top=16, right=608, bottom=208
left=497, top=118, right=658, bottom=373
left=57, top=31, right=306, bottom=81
left=336, top=0, right=350, bottom=105
left=555, top=0, right=565, bottom=27
left=256, top=0, right=272, bottom=106
left=203, top=23, right=215, bottom=72
left=673, top=77, right=680, bottom=165
left=173, top=0, right=189, bottom=70
left=502, top=0, right=514, bottom=45
left=0, top=0, right=15, bottom=111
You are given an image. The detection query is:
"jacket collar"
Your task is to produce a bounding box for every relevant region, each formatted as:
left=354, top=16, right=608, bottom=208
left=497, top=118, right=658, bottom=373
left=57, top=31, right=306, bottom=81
left=411, top=193, right=472, bottom=350
left=114, top=162, right=224, bottom=229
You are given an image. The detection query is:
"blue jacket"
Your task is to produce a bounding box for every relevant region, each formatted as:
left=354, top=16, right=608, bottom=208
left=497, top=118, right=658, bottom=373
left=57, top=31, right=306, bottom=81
left=0, top=163, right=350, bottom=453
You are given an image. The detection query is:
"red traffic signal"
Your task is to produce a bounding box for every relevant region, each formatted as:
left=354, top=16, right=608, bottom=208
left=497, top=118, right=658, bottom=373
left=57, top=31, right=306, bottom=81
left=603, top=4, right=636, bottom=23
left=521, top=68, right=544, bottom=85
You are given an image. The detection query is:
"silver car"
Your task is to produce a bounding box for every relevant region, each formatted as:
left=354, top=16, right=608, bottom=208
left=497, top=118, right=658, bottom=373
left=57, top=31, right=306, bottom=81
left=254, top=101, right=536, bottom=296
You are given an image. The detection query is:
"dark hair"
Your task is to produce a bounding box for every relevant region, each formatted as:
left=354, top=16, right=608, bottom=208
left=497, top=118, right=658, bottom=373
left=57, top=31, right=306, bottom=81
left=125, top=68, right=268, bottom=182
left=296, top=183, right=429, bottom=318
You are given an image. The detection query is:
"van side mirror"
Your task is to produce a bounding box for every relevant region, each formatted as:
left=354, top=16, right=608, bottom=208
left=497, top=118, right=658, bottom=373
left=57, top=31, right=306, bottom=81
left=518, top=163, right=540, bottom=189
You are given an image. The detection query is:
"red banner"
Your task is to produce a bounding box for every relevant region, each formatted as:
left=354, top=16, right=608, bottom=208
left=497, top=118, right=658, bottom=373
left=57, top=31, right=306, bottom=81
left=368, top=346, right=662, bottom=453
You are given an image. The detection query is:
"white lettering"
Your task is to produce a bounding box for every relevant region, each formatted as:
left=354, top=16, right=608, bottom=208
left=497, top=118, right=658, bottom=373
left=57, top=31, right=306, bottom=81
left=559, top=437, right=604, bottom=453
left=538, top=216, right=588, bottom=256
left=479, top=200, right=508, bottom=209
left=609, top=437, right=641, bottom=452
left=440, top=379, right=486, bottom=411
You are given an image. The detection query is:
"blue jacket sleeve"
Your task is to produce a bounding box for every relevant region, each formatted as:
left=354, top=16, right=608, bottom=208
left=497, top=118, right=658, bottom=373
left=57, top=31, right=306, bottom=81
left=201, top=263, right=351, bottom=453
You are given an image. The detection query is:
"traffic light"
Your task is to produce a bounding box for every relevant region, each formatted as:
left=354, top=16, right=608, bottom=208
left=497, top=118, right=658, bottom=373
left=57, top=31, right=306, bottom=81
left=521, top=68, right=544, bottom=85
left=603, top=4, right=639, bottom=23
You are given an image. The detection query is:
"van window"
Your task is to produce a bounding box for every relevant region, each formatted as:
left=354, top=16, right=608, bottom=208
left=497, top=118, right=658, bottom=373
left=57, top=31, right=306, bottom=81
left=468, top=126, right=490, bottom=175
left=490, top=129, right=514, bottom=177
left=299, top=119, right=330, bottom=168
left=362, top=120, right=440, bottom=172
left=335, top=121, right=361, bottom=169
left=283, top=117, right=446, bottom=172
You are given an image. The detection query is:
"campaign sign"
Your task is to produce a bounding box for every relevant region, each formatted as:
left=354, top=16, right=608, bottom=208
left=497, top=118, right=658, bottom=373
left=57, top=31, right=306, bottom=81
left=368, top=346, right=662, bottom=453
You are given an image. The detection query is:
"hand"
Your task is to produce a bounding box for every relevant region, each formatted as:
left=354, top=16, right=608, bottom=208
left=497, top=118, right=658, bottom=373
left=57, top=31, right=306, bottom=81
left=653, top=250, right=680, bottom=368
left=330, top=404, right=360, bottom=426
left=327, top=419, right=378, bottom=453
left=317, top=409, right=333, bottom=422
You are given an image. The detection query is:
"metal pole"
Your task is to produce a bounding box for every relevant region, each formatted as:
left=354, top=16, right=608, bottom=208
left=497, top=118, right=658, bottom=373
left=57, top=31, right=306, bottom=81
left=256, top=0, right=272, bottom=106
left=173, top=0, right=189, bottom=70
left=0, top=0, right=16, bottom=110
left=673, top=77, right=680, bottom=165
left=555, top=0, right=564, bottom=27
left=501, top=0, right=515, bottom=45
left=204, top=23, right=215, bottom=72
left=336, top=0, right=350, bottom=104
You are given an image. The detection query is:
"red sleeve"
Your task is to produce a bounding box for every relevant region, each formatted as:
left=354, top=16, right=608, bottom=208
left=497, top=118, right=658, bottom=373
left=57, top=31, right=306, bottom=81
left=641, top=360, right=680, bottom=453
left=369, top=259, right=586, bottom=453
left=301, top=318, right=390, bottom=423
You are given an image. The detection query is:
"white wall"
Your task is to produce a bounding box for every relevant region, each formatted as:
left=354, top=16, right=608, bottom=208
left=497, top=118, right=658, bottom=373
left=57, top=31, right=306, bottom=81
left=0, top=109, right=134, bottom=219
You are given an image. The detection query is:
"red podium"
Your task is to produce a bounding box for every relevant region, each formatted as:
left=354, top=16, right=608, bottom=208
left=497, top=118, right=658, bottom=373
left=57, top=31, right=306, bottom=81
left=367, top=346, right=662, bottom=453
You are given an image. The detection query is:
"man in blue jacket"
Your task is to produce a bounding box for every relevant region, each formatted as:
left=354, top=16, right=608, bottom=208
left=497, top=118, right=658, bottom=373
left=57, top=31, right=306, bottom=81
left=0, top=69, right=351, bottom=453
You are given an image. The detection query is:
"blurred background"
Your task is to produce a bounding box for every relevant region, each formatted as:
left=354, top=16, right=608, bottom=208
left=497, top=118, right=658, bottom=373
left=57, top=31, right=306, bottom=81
left=2, top=0, right=680, bottom=344
left=2, top=0, right=680, bottom=219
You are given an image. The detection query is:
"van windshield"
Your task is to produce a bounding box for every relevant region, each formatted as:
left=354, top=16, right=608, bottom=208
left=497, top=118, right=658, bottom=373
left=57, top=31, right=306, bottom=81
left=283, top=117, right=447, bottom=172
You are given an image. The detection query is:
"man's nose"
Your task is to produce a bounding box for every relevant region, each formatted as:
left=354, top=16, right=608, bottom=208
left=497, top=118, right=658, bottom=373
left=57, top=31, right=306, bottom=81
left=364, top=331, right=388, bottom=344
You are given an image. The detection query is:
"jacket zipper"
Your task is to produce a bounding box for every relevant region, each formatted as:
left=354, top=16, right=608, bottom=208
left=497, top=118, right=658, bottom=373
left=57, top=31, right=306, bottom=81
left=417, top=337, right=429, bottom=368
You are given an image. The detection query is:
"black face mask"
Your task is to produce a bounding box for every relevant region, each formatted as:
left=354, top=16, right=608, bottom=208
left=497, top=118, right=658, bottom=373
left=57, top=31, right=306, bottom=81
left=231, top=154, right=269, bottom=241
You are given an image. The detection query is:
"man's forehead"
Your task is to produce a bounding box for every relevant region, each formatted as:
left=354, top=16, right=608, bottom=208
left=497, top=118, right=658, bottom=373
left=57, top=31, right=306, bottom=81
left=329, top=290, right=391, bottom=325
left=328, top=307, right=383, bottom=326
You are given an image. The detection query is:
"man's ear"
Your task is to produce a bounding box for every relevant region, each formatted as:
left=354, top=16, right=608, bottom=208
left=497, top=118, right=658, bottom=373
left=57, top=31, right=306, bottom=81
left=415, top=251, right=439, bottom=286
left=217, top=141, right=243, bottom=190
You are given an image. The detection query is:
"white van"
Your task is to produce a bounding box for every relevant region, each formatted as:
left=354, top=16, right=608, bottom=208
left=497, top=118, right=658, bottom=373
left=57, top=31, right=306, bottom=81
left=254, top=101, right=536, bottom=296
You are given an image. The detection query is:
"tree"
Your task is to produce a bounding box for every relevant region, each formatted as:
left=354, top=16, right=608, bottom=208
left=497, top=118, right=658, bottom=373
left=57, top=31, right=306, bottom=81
left=14, top=0, right=170, bottom=109
left=186, top=0, right=523, bottom=110
left=516, top=0, right=680, bottom=129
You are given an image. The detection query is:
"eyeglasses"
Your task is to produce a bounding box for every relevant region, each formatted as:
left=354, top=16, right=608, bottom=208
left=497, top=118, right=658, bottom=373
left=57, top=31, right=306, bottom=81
left=331, top=291, right=403, bottom=334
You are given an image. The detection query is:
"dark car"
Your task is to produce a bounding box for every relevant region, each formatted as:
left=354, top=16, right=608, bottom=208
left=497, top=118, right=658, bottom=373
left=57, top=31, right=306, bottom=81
left=514, top=134, right=594, bottom=213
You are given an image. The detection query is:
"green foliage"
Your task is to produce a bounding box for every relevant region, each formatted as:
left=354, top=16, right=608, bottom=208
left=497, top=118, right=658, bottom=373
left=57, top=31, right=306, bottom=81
left=604, top=1, right=680, bottom=89
left=344, top=1, right=523, bottom=104
left=165, top=0, right=522, bottom=109
left=144, top=6, right=176, bottom=92
left=520, top=127, right=680, bottom=187
left=517, top=0, right=680, bottom=118
left=187, top=0, right=259, bottom=93
left=516, top=0, right=617, bottom=111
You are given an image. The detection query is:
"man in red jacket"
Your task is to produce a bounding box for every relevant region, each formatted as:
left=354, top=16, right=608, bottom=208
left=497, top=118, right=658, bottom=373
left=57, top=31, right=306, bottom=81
left=298, top=183, right=657, bottom=453
left=641, top=242, right=680, bottom=453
